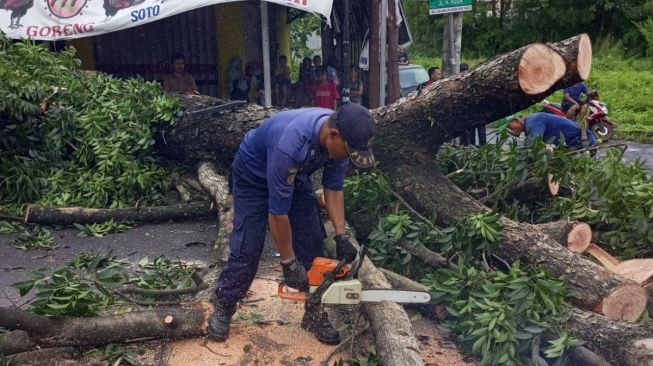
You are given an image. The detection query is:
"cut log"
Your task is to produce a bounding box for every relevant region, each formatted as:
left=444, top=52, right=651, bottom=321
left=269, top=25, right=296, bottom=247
left=613, top=259, right=653, bottom=286
left=534, top=220, right=592, bottom=253
left=24, top=202, right=215, bottom=225
left=567, top=307, right=653, bottom=366
left=323, top=222, right=424, bottom=366
left=386, top=163, right=647, bottom=322
left=0, top=306, right=208, bottom=355
left=197, top=160, right=232, bottom=262
left=545, top=33, right=593, bottom=90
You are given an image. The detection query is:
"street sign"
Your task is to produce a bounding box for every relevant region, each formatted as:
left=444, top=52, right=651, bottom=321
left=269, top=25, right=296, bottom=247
left=428, top=0, right=472, bottom=15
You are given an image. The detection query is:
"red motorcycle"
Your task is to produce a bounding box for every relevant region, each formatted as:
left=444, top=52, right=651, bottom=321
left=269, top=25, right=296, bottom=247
left=541, top=91, right=615, bottom=142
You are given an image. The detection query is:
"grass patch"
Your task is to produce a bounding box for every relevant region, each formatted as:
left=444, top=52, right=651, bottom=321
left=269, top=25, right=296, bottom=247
left=411, top=52, right=653, bottom=142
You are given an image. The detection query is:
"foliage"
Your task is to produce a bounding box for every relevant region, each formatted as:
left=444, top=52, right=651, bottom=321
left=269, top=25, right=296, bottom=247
left=636, top=18, right=653, bottom=56
left=438, top=134, right=653, bottom=258
left=0, top=221, right=23, bottom=234
left=10, top=225, right=57, bottom=251
left=0, top=353, right=9, bottom=366
left=423, top=263, right=582, bottom=365
left=403, top=0, right=653, bottom=57
left=344, top=170, right=393, bottom=214
left=135, top=256, right=198, bottom=291
left=74, top=219, right=133, bottom=238
left=367, top=210, right=502, bottom=275
left=0, top=37, right=181, bottom=209
left=12, top=251, right=199, bottom=316
left=85, top=344, right=140, bottom=366
left=290, top=14, right=321, bottom=62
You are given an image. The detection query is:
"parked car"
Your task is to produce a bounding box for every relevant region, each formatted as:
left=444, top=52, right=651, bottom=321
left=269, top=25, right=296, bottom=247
left=399, top=64, right=429, bottom=97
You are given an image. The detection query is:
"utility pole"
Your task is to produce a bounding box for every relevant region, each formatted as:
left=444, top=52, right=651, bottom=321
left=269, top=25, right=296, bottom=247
left=442, top=12, right=462, bottom=77
left=387, top=0, right=400, bottom=103
left=379, top=0, right=388, bottom=107
left=341, top=0, right=350, bottom=82
left=368, top=0, right=380, bottom=109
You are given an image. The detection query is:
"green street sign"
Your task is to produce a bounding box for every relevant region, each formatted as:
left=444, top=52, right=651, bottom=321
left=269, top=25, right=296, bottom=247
left=428, top=0, right=473, bottom=15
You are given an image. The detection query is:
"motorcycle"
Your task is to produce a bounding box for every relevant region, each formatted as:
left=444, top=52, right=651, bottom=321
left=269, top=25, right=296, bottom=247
left=541, top=90, right=615, bottom=142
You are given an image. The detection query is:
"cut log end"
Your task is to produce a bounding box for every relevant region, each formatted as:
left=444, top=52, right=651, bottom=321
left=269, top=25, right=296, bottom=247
left=566, top=223, right=592, bottom=253
left=599, top=283, right=647, bottom=322
left=613, top=259, right=653, bottom=285
left=577, top=34, right=593, bottom=81
left=587, top=243, right=621, bottom=270
left=164, top=315, right=174, bottom=324
left=547, top=174, right=560, bottom=196
left=519, top=43, right=566, bottom=95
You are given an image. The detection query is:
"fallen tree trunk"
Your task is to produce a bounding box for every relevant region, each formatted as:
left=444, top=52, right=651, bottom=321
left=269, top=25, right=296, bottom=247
left=387, top=164, right=647, bottom=322
left=323, top=222, right=424, bottom=366
left=0, top=306, right=208, bottom=355
left=24, top=202, right=215, bottom=225
left=158, top=37, right=580, bottom=169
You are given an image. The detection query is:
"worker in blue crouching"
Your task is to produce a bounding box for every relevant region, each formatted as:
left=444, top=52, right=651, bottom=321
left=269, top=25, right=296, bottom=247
left=506, top=112, right=597, bottom=149
left=207, top=103, right=377, bottom=345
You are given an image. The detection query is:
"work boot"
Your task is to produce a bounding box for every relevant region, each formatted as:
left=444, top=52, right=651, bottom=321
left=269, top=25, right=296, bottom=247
left=207, top=303, right=236, bottom=341
left=301, top=302, right=341, bottom=345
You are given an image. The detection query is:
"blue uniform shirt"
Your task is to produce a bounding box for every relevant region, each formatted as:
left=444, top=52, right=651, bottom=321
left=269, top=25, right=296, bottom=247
left=525, top=112, right=596, bottom=149
left=237, top=108, right=349, bottom=215
left=563, top=83, right=589, bottom=103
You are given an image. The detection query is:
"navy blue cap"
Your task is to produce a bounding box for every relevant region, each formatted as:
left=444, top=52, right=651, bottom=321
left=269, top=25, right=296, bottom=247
left=335, top=103, right=376, bottom=169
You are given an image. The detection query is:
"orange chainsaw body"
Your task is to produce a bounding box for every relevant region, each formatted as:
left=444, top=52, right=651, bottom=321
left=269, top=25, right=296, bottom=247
left=307, top=257, right=351, bottom=286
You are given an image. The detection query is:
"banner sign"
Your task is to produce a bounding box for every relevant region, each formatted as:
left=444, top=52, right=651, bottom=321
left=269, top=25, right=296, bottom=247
left=0, top=0, right=333, bottom=41
left=428, top=0, right=472, bottom=15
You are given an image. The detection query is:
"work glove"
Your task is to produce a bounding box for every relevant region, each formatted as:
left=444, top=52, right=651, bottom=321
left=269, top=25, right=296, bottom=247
left=281, top=257, right=309, bottom=291
left=335, top=234, right=357, bottom=263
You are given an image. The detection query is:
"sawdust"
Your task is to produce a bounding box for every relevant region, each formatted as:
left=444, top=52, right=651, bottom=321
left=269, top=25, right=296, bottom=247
left=166, top=275, right=476, bottom=366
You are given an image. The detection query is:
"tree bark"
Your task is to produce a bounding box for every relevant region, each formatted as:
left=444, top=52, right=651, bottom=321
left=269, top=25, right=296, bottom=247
left=196, top=160, right=232, bottom=262
left=24, top=202, right=215, bottom=225
left=323, top=222, right=424, bottom=366
left=0, top=306, right=208, bottom=355
left=567, top=308, right=653, bottom=366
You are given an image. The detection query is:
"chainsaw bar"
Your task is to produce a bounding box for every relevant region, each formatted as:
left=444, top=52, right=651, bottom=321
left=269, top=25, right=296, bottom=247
left=360, top=289, right=431, bottom=304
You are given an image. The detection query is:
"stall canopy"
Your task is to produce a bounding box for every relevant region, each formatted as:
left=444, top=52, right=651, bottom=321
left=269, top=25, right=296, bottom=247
left=0, top=0, right=332, bottom=40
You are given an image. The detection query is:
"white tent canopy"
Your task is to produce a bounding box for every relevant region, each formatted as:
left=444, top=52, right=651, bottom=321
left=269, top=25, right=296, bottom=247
left=0, top=0, right=332, bottom=40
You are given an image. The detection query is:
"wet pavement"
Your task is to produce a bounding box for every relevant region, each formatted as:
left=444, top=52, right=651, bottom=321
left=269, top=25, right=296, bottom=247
left=0, top=219, right=220, bottom=308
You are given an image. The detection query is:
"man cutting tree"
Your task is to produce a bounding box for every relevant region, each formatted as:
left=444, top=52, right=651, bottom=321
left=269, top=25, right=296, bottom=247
left=207, top=103, right=377, bottom=345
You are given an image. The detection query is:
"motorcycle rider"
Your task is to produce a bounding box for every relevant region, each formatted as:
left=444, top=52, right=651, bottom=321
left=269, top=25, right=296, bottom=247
left=562, top=82, right=589, bottom=120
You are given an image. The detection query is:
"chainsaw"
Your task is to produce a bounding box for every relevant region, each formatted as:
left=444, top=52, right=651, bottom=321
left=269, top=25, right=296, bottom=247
left=278, top=245, right=431, bottom=305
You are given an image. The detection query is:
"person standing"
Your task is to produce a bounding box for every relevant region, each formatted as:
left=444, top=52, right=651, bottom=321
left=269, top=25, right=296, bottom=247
left=311, top=67, right=340, bottom=110
left=207, top=103, right=377, bottom=345
left=344, top=66, right=364, bottom=105
left=163, top=53, right=198, bottom=94
left=274, top=55, right=291, bottom=107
